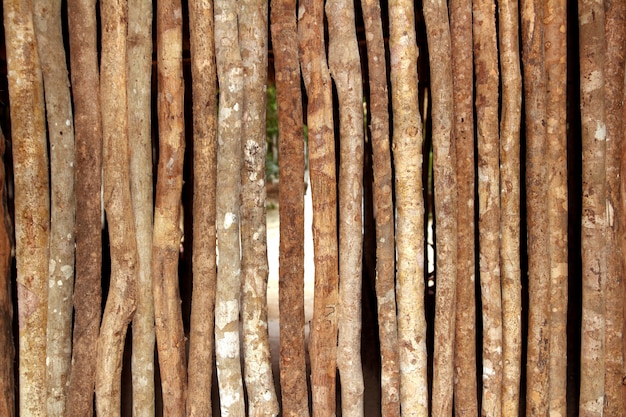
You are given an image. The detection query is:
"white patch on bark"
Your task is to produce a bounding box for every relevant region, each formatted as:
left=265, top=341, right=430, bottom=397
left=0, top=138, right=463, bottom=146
left=223, top=212, right=237, bottom=230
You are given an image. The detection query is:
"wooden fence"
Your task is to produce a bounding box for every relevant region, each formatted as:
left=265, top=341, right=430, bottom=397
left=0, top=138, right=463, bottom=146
left=0, top=0, right=624, bottom=415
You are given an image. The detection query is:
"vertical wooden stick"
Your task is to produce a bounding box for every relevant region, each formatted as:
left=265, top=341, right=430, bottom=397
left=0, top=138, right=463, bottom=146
left=3, top=0, right=50, bottom=414
left=388, top=0, right=428, bottom=415
left=187, top=0, right=217, bottom=413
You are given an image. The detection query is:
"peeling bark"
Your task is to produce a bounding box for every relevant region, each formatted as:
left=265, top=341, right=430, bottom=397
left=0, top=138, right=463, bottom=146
left=298, top=0, right=339, bottom=415
left=152, top=0, right=188, bottom=413
left=271, top=0, right=309, bottom=415
left=326, top=0, right=365, bottom=414
left=578, top=0, right=607, bottom=415
left=95, top=0, right=139, bottom=411
left=3, top=0, right=50, bottom=414
left=359, top=0, right=399, bottom=415
left=127, top=0, right=155, bottom=414
left=66, top=0, right=102, bottom=412
left=388, top=0, right=428, bottom=415
left=187, top=0, right=217, bottom=413
left=603, top=1, right=625, bottom=415
left=32, top=0, right=76, bottom=413
left=214, top=0, right=246, bottom=414
left=498, top=1, right=522, bottom=415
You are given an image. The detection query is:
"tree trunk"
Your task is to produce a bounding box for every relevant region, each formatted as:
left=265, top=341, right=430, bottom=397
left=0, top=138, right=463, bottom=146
left=388, top=1, right=427, bottom=415
left=214, top=0, right=246, bottom=414
left=127, top=0, right=155, bottom=414
left=32, top=0, right=76, bottom=414
left=96, top=0, right=139, bottom=411
left=3, top=0, right=50, bottom=414
left=498, top=1, right=522, bottom=416
left=359, top=0, right=399, bottom=415
left=66, top=0, right=103, bottom=413
left=423, top=2, right=457, bottom=416
left=152, top=0, right=188, bottom=413
left=326, top=0, right=365, bottom=415
left=450, top=0, right=477, bottom=415
left=271, top=0, right=309, bottom=415
left=298, top=1, right=339, bottom=415
left=187, top=0, right=217, bottom=413
left=603, top=1, right=625, bottom=414
left=622, top=54, right=626, bottom=417
left=543, top=1, right=568, bottom=415
left=578, top=0, right=607, bottom=415
left=0, top=128, right=14, bottom=417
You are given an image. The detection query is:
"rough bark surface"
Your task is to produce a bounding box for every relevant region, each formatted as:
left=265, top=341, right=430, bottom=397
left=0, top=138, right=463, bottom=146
left=360, top=0, right=399, bottom=415
left=603, top=1, right=625, bottom=415
left=473, top=1, right=502, bottom=415
left=578, top=0, right=607, bottom=415
left=214, top=0, right=246, bottom=414
left=32, top=0, right=76, bottom=413
left=96, top=0, right=139, bottom=412
left=498, top=1, right=522, bottom=416
left=622, top=54, right=626, bottom=416
left=127, top=0, right=155, bottom=414
left=152, top=0, right=188, bottom=413
left=326, top=0, right=365, bottom=415
left=4, top=0, right=50, bottom=414
left=66, top=0, right=102, bottom=413
left=298, top=0, right=339, bottom=415
left=239, top=1, right=280, bottom=415
left=544, top=1, right=568, bottom=415
left=388, top=1, right=428, bottom=415
left=450, top=0, right=477, bottom=415
left=0, top=129, right=14, bottom=417
left=271, top=0, right=309, bottom=415
left=187, top=0, right=217, bottom=413
left=423, top=2, right=458, bottom=416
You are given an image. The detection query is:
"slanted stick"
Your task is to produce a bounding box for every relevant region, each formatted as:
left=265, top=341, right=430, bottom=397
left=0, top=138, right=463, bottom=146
left=3, top=0, right=50, bottom=414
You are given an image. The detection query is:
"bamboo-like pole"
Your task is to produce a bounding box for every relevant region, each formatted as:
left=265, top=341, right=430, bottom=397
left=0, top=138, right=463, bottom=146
left=66, top=0, right=102, bottom=413
left=423, top=1, right=458, bottom=415
left=32, top=0, right=76, bottom=413
left=543, top=1, right=568, bottom=415
left=603, top=1, right=625, bottom=414
left=4, top=0, right=50, bottom=414
left=498, top=1, right=522, bottom=416
left=578, top=0, right=607, bottom=415
left=298, top=0, right=339, bottom=415
left=127, top=0, right=155, bottom=413
left=388, top=0, right=427, bottom=415
left=326, top=0, right=365, bottom=414
left=271, top=1, right=309, bottom=415
left=214, top=0, right=246, bottom=414
left=95, top=0, right=139, bottom=411
left=152, top=0, right=188, bottom=411
left=359, top=0, right=399, bottom=415
left=187, top=0, right=217, bottom=412
left=474, top=0, right=503, bottom=415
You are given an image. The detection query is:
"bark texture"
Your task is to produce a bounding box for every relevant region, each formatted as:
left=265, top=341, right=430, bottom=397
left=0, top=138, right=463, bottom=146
left=450, top=0, right=478, bottom=415
left=498, top=1, right=522, bottom=415
left=388, top=0, right=428, bottom=415
left=32, top=0, right=76, bottom=413
left=271, top=0, right=310, bottom=414
left=360, top=0, right=399, bottom=415
left=4, top=0, right=50, bottom=414
left=96, top=0, right=139, bottom=411
left=66, top=0, right=103, bottom=413
left=214, top=0, right=246, bottom=414
left=127, top=0, right=155, bottom=413
left=326, top=1, right=365, bottom=416
left=152, top=0, right=188, bottom=413
left=423, top=2, right=457, bottom=416
left=187, top=0, right=217, bottom=413
left=603, top=1, right=625, bottom=414
left=298, top=0, right=339, bottom=415
left=239, top=1, right=280, bottom=415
